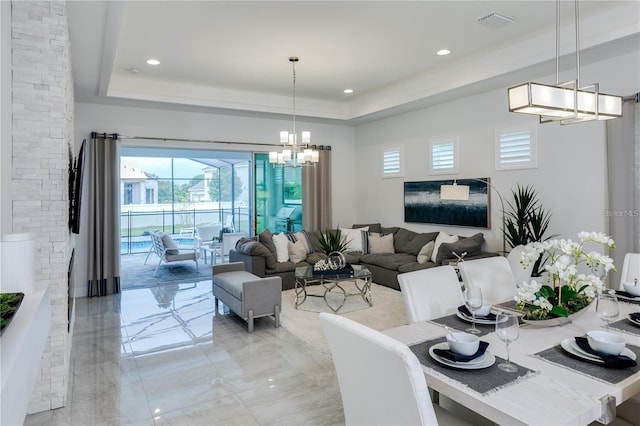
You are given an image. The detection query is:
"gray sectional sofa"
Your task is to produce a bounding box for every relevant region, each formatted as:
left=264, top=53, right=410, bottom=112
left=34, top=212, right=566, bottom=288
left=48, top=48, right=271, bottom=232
left=229, top=223, right=498, bottom=291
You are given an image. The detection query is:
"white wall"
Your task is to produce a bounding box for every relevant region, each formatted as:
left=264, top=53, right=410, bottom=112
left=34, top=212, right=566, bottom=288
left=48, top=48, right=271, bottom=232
left=74, top=44, right=639, bottom=294
left=353, top=49, right=640, bottom=253
left=0, top=1, right=11, bottom=234
left=74, top=102, right=357, bottom=296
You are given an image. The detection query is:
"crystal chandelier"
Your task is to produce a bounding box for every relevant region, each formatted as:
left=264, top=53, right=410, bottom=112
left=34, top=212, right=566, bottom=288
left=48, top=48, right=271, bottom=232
left=508, top=0, right=622, bottom=124
left=269, top=57, right=319, bottom=167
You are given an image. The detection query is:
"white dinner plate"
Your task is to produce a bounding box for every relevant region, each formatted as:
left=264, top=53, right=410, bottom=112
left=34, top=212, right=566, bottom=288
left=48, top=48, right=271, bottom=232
left=456, top=310, right=502, bottom=325
left=428, top=342, right=496, bottom=369
left=560, top=338, right=637, bottom=364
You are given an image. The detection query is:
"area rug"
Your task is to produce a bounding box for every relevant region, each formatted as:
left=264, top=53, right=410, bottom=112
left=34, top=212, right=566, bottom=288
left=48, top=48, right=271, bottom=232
left=120, top=253, right=213, bottom=290
left=280, top=282, right=407, bottom=354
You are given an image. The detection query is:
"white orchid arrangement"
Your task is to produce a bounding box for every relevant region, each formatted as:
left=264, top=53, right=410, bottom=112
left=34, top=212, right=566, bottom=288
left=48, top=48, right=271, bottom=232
left=515, top=232, right=616, bottom=320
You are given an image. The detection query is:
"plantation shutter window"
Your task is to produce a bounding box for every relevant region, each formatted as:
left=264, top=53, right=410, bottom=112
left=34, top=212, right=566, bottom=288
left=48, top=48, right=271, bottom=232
left=496, top=127, right=537, bottom=170
left=429, top=139, right=458, bottom=174
left=382, top=147, right=403, bottom=178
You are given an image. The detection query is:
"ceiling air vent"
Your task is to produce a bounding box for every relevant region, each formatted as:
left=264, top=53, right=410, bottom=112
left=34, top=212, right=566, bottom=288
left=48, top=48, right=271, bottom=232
left=477, top=12, right=515, bottom=29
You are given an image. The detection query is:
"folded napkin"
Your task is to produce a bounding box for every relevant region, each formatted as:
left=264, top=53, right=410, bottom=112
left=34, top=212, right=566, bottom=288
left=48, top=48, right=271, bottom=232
left=434, top=340, right=490, bottom=363
left=615, top=290, right=640, bottom=299
left=574, top=337, right=637, bottom=369
left=458, top=305, right=497, bottom=321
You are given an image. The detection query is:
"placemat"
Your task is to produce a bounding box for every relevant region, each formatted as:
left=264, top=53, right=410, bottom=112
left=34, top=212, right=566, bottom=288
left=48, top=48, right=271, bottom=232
left=409, top=337, right=537, bottom=395
left=534, top=341, right=640, bottom=384
left=429, top=313, right=495, bottom=337
left=609, top=317, right=640, bottom=336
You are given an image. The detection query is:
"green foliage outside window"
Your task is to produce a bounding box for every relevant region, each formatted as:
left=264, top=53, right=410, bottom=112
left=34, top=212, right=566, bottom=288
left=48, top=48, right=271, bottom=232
left=207, top=167, right=244, bottom=202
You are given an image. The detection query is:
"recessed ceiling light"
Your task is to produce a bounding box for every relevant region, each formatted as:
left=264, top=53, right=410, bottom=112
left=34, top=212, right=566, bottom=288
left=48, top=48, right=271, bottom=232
left=146, top=59, right=160, bottom=65
left=343, top=89, right=354, bottom=94
left=128, top=67, right=141, bottom=73
left=437, top=49, right=451, bottom=56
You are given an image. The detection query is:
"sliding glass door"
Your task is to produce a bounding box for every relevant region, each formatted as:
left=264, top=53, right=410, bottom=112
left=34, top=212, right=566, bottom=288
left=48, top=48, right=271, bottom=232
left=254, top=153, right=303, bottom=234
left=120, top=147, right=251, bottom=254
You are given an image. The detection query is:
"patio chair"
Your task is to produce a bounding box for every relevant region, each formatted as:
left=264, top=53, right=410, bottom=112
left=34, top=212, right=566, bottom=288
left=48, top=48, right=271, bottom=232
left=222, top=232, right=246, bottom=258
left=196, top=224, right=222, bottom=245
left=145, top=231, right=199, bottom=276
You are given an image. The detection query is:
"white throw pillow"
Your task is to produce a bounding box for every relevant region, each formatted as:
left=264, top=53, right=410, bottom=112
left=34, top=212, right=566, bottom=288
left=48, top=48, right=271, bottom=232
left=417, top=241, right=435, bottom=264
left=288, top=239, right=307, bottom=263
left=431, top=232, right=459, bottom=263
left=272, top=232, right=290, bottom=262
left=339, top=227, right=369, bottom=252
left=294, top=230, right=314, bottom=254
left=368, top=233, right=395, bottom=254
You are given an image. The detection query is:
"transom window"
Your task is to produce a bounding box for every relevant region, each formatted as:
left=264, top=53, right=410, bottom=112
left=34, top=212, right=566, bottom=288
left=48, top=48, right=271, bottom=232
left=429, top=138, right=458, bottom=174
left=382, top=146, right=403, bottom=178
left=495, top=127, right=537, bottom=170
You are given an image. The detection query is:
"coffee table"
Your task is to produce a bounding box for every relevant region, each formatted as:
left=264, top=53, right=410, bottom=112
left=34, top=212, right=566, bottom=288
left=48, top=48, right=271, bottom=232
left=294, top=265, right=372, bottom=313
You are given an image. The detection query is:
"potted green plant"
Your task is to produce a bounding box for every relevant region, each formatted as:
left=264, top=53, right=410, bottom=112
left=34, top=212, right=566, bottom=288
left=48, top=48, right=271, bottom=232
left=503, top=184, right=557, bottom=276
left=314, top=228, right=349, bottom=255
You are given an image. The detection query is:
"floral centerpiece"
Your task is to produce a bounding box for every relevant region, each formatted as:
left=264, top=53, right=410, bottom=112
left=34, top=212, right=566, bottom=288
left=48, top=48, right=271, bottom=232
left=516, top=232, right=616, bottom=320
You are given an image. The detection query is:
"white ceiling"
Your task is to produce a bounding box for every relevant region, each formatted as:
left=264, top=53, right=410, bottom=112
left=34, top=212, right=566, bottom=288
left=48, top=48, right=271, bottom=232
left=67, top=1, right=640, bottom=123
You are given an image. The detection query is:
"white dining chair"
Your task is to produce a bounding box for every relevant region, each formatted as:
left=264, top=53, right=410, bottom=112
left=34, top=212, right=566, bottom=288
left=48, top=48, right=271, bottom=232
left=458, top=256, right=517, bottom=305
left=319, top=313, right=470, bottom=426
left=619, top=253, right=640, bottom=289
left=507, top=245, right=534, bottom=287
left=398, top=266, right=463, bottom=323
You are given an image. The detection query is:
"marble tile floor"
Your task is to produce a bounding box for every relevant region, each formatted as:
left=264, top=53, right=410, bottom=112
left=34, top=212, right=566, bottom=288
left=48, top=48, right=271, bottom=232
left=24, top=281, right=345, bottom=426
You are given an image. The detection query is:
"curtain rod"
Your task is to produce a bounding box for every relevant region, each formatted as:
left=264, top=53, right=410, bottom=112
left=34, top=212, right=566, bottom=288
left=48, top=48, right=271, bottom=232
left=114, top=134, right=332, bottom=150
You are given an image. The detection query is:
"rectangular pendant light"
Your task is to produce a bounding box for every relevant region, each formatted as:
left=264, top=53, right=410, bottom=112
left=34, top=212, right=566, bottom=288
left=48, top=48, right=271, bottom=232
left=508, top=82, right=622, bottom=122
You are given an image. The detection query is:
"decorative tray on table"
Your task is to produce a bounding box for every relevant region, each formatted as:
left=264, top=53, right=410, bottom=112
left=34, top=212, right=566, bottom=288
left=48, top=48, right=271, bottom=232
left=0, top=292, right=25, bottom=336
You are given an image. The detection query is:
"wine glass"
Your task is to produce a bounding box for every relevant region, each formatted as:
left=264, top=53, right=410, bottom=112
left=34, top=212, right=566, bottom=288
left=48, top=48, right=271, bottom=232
left=596, top=292, right=619, bottom=330
left=464, top=286, right=483, bottom=334
left=495, top=312, right=519, bottom=373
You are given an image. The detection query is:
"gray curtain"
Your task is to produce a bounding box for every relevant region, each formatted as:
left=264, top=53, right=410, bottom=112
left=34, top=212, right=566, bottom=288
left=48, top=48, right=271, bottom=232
left=302, top=145, right=332, bottom=231
left=88, top=133, right=121, bottom=296
left=607, top=95, right=640, bottom=287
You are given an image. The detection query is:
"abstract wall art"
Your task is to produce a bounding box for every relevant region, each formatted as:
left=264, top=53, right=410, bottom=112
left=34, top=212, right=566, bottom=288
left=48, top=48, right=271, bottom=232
left=404, top=178, right=491, bottom=228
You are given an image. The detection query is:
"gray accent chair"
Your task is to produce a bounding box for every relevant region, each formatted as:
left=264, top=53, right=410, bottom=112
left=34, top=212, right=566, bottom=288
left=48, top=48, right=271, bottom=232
left=212, top=262, right=282, bottom=332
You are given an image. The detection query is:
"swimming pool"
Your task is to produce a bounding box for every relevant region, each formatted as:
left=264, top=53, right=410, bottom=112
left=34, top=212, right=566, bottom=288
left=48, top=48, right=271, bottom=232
left=121, top=237, right=195, bottom=254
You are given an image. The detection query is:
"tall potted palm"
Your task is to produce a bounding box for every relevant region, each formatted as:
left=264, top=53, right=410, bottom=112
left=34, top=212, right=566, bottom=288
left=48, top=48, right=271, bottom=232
left=503, top=184, right=556, bottom=276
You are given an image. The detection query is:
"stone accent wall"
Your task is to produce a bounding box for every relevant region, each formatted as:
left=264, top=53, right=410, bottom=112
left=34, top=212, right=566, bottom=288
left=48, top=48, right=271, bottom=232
left=11, top=0, right=74, bottom=412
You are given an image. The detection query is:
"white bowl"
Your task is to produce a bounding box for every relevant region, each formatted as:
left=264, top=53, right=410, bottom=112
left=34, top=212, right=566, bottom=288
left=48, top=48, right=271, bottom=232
left=475, top=304, right=493, bottom=317
left=446, top=332, right=480, bottom=356
left=623, top=282, right=640, bottom=297
left=586, top=330, right=625, bottom=356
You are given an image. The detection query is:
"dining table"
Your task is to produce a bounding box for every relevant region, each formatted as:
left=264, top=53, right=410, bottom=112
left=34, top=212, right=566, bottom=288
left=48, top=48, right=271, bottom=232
left=383, top=300, right=640, bottom=425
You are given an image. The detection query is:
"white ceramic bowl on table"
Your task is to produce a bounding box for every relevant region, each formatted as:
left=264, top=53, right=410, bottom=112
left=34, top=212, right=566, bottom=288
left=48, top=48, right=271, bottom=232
left=475, top=304, right=493, bottom=317
left=446, top=332, right=480, bottom=356
left=586, top=330, right=626, bottom=355
left=623, top=282, right=640, bottom=297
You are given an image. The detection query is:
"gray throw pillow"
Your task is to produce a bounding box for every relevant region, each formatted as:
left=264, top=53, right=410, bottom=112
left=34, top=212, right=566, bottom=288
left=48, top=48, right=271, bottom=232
left=236, top=237, right=277, bottom=269
left=436, top=233, right=485, bottom=265
left=258, top=228, right=277, bottom=258
left=352, top=223, right=382, bottom=234
left=394, top=228, right=438, bottom=255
